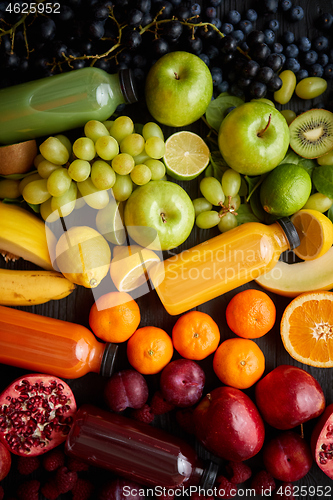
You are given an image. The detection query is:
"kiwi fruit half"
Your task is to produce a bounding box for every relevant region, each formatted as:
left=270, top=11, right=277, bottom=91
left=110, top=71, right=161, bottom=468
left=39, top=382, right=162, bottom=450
left=289, top=108, right=333, bottom=159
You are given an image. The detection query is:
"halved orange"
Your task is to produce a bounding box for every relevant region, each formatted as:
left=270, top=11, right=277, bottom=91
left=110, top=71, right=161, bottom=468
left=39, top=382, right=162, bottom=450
left=281, top=291, right=333, bottom=367
left=291, top=209, right=333, bottom=261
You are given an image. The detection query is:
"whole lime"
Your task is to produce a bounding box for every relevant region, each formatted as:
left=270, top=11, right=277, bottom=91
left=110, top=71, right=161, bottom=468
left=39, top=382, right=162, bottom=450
left=260, top=163, right=312, bottom=217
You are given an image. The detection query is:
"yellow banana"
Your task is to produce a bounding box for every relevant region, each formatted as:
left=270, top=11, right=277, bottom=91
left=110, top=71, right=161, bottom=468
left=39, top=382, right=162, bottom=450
left=0, top=268, right=76, bottom=306
left=0, top=201, right=56, bottom=270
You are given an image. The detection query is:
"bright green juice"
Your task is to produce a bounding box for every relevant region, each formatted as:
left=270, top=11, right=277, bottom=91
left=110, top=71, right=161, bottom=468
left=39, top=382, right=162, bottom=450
left=0, top=68, right=126, bottom=144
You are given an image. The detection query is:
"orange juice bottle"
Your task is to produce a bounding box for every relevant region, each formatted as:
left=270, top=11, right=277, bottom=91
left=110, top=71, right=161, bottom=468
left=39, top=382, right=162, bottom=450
left=0, top=305, right=118, bottom=378
left=149, top=219, right=299, bottom=316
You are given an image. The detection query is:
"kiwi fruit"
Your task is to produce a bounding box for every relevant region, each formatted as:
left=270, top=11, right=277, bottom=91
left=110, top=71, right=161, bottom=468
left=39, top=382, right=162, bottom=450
left=289, top=108, right=333, bottom=159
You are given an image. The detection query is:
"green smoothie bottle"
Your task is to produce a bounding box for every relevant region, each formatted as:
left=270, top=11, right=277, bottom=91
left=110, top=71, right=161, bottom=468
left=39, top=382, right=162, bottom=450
left=0, top=68, right=138, bottom=144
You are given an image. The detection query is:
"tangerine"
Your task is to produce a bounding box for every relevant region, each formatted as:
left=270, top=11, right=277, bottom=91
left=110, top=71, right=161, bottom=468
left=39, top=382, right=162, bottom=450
left=172, top=311, right=220, bottom=360
left=213, top=338, right=265, bottom=389
left=127, top=326, right=173, bottom=375
left=89, top=291, right=140, bottom=343
left=226, top=289, right=276, bottom=339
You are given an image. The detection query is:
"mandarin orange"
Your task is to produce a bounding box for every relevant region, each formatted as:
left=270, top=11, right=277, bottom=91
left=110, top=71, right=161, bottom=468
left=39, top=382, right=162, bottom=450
left=226, top=289, right=276, bottom=338
left=127, top=326, right=173, bottom=375
left=89, top=291, right=140, bottom=343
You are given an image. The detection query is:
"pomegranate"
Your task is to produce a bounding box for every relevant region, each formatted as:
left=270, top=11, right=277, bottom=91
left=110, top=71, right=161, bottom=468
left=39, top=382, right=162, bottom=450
left=0, top=441, right=11, bottom=480
left=311, top=403, right=333, bottom=479
left=0, top=374, right=77, bottom=457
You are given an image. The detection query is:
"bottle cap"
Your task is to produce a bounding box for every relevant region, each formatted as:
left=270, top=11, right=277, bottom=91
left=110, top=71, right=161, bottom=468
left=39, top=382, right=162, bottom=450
left=200, top=461, right=219, bottom=490
left=119, top=69, right=139, bottom=104
left=276, top=217, right=300, bottom=250
left=100, top=343, right=119, bottom=377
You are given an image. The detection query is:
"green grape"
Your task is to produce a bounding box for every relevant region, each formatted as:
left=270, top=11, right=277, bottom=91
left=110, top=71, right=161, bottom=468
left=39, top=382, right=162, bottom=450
left=218, top=212, right=238, bottom=233
left=229, top=194, right=241, bottom=211
left=84, top=120, right=110, bottom=142
left=109, top=116, right=134, bottom=143
left=274, top=70, right=296, bottom=105
left=130, top=164, right=152, bottom=185
left=39, top=136, right=70, bottom=165
left=196, top=210, right=220, bottom=229
left=280, top=109, right=296, bottom=125
left=40, top=198, right=60, bottom=222
left=77, top=178, right=109, bottom=209
left=302, top=192, right=333, bottom=213
left=120, top=133, right=145, bottom=157
left=111, top=153, right=135, bottom=175
left=133, top=151, right=150, bottom=165
left=192, top=197, right=213, bottom=217
left=37, top=159, right=60, bottom=179
left=51, top=181, right=78, bottom=217
left=19, top=173, right=42, bottom=194
left=91, top=160, right=116, bottom=189
left=75, top=191, right=86, bottom=210
left=144, top=159, right=166, bottom=180
left=111, top=173, right=133, bottom=202
left=0, top=179, right=21, bottom=199
left=200, top=177, right=225, bottom=206
left=142, top=122, right=164, bottom=141
left=73, top=137, right=96, bottom=161
left=144, top=136, right=166, bottom=159
left=102, top=120, right=114, bottom=131
left=22, top=179, right=51, bottom=204
left=95, top=135, right=119, bottom=161
left=295, top=77, right=327, bottom=100
left=317, top=150, right=333, bottom=166
left=47, top=167, right=72, bottom=197
left=222, top=169, right=241, bottom=197
left=68, top=159, right=91, bottom=182
left=55, top=134, right=72, bottom=156
left=34, top=153, right=45, bottom=169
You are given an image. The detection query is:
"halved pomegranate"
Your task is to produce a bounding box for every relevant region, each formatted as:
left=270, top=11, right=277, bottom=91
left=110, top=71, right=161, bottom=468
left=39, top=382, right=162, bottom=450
left=311, top=403, right=333, bottom=479
left=0, top=374, right=77, bottom=457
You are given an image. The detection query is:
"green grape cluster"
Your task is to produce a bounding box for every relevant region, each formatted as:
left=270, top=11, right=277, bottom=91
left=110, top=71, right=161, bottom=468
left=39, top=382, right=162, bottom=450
left=194, top=169, right=242, bottom=233
left=21, top=117, right=167, bottom=221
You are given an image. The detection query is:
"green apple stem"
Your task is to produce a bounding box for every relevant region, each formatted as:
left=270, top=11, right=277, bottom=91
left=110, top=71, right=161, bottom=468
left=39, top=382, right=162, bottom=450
left=257, top=114, right=272, bottom=138
left=160, top=212, right=167, bottom=223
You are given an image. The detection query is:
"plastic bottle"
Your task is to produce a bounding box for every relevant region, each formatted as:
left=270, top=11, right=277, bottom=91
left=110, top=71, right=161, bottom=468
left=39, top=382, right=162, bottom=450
left=66, top=404, right=219, bottom=489
left=0, top=68, right=137, bottom=144
left=0, top=305, right=118, bottom=379
left=149, top=219, right=300, bottom=315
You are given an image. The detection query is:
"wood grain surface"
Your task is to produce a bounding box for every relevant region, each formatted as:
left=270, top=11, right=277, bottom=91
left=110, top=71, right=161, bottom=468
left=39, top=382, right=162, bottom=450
left=1, top=0, right=333, bottom=498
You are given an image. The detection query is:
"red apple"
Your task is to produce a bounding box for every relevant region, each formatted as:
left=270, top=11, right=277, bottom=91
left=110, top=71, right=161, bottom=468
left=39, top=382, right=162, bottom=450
left=263, top=431, right=313, bottom=482
left=255, top=365, right=325, bottom=430
left=193, top=386, right=265, bottom=461
left=311, top=403, right=333, bottom=479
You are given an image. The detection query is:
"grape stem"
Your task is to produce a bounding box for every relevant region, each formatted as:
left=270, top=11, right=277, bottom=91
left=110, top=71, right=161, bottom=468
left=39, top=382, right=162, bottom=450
left=160, top=212, right=167, bottom=223
left=219, top=196, right=238, bottom=216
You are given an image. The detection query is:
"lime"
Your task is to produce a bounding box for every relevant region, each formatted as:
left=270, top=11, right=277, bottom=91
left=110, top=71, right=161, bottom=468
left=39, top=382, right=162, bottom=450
left=260, top=163, right=312, bottom=217
left=163, top=131, right=210, bottom=180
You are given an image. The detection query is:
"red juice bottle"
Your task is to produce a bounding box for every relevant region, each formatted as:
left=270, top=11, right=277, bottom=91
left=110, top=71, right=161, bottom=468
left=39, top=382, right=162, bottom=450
left=65, top=405, right=218, bottom=489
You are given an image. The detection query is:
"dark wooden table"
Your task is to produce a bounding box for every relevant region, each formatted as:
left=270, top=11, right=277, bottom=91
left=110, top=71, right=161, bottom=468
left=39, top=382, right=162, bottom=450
left=1, top=0, right=333, bottom=498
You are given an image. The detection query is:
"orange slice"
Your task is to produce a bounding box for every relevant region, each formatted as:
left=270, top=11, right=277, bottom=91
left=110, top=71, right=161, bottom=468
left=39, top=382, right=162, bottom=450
left=291, top=209, right=333, bottom=261
left=280, top=291, right=333, bottom=367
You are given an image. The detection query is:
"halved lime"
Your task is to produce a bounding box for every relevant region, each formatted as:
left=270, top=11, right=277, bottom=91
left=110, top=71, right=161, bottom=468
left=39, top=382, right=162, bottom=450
left=163, top=131, right=210, bottom=181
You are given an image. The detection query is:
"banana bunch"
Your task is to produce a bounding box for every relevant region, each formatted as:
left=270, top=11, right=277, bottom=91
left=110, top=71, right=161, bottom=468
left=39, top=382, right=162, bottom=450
left=0, top=201, right=55, bottom=270
left=0, top=268, right=75, bottom=306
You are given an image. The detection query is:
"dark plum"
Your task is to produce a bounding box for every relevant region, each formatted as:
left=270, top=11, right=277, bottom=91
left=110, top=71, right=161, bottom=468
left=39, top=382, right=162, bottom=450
left=160, top=359, right=205, bottom=408
left=104, top=369, right=149, bottom=412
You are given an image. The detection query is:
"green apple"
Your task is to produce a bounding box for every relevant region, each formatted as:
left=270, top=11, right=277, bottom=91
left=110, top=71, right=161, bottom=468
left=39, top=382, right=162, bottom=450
left=145, top=51, right=213, bottom=127
left=124, top=180, right=195, bottom=251
left=218, top=101, right=290, bottom=176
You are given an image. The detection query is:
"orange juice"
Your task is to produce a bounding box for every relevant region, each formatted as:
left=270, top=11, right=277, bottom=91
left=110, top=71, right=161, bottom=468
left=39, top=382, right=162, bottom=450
left=150, top=220, right=299, bottom=316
